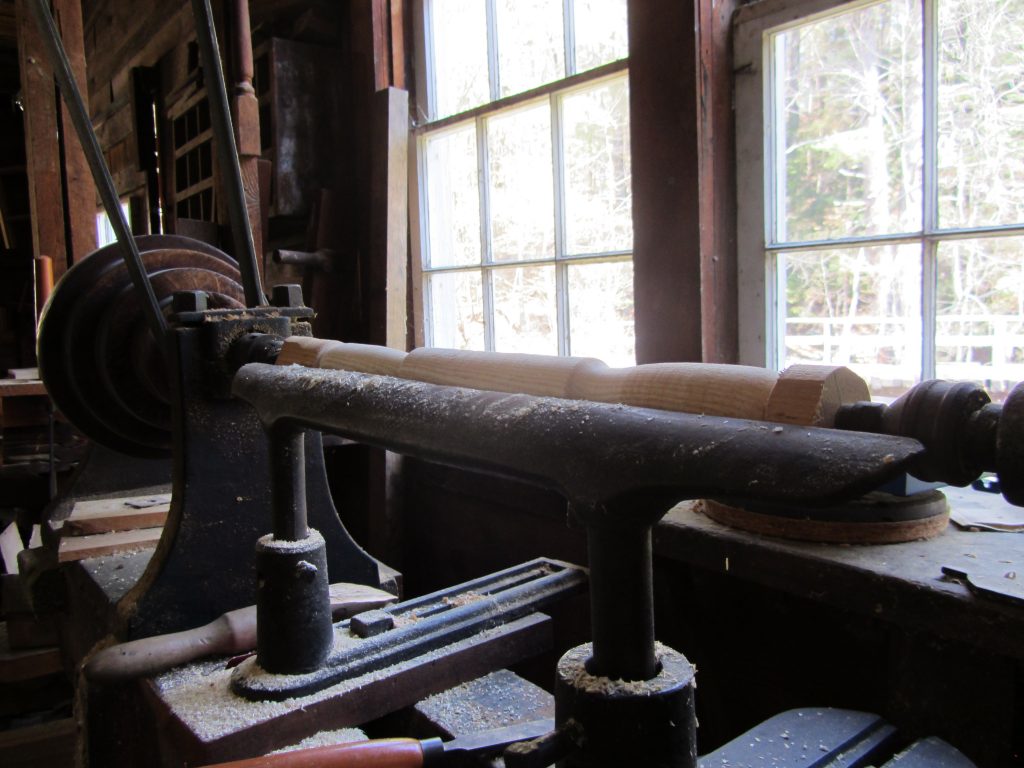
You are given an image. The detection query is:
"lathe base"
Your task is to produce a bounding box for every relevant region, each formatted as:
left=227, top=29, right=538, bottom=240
left=142, top=612, right=551, bottom=765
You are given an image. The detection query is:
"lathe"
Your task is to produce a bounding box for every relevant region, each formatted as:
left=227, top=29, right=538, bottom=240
left=17, top=0, right=1024, bottom=766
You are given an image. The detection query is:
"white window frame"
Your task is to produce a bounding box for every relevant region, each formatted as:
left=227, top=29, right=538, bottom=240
left=411, top=0, right=631, bottom=355
left=734, top=0, right=1024, bottom=377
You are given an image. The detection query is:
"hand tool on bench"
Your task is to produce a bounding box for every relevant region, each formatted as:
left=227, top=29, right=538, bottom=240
left=199, top=718, right=555, bottom=768
left=84, top=582, right=395, bottom=683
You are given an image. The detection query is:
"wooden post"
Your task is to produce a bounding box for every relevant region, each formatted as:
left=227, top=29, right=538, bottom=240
left=15, top=0, right=96, bottom=281
left=227, top=0, right=264, bottom=286
left=52, top=0, right=95, bottom=264
left=628, top=0, right=738, bottom=365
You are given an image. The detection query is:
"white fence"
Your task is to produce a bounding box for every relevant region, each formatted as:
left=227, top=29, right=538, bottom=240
left=785, top=314, right=1024, bottom=394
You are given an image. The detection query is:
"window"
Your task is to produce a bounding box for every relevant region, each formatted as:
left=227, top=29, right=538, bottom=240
left=414, top=0, right=634, bottom=365
left=95, top=201, right=132, bottom=248
left=736, top=0, right=1024, bottom=400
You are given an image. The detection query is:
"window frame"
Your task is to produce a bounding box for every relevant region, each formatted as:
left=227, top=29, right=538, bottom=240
left=411, top=0, right=632, bottom=356
left=734, top=0, right=1024, bottom=379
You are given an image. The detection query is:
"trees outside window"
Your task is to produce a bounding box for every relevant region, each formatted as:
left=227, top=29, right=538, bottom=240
left=414, top=0, right=635, bottom=365
left=736, top=0, right=1024, bottom=400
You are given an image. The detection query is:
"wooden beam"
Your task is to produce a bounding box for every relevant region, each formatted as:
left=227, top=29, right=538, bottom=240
left=16, top=0, right=65, bottom=278
left=368, top=86, right=409, bottom=350
left=628, top=0, right=702, bottom=364
left=52, top=0, right=96, bottom=264
left=697, top=0, right=740, bottom=363
left=628, top=0, right=738, bottom=364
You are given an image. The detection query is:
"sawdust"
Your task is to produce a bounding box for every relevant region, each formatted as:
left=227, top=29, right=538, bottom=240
left=154, top=625, right=511, bottom=742
left=268, top=727, right=367, bottom=754
left=557, top=642, right=685, bottom=696
left=257, top=528, right=325, bottom=552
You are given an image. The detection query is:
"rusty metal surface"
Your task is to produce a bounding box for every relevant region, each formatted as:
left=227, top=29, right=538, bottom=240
left=233, top=364, right=925, bottom=516
left=231, top=558, right=586, bottom=700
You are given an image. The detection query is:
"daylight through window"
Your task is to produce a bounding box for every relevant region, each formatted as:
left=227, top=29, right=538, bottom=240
left=736, top=0, right=1024, bottom=401
left=415, top=0, right=634, bottom=365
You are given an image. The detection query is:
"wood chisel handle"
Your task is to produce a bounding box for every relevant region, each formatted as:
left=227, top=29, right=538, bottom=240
left=199, top=738, right=444, bottom=768
left=83, top=582, right=395, bottom=682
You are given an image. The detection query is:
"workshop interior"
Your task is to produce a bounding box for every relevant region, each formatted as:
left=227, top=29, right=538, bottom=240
left=0, top=0, right=1022, bottom=766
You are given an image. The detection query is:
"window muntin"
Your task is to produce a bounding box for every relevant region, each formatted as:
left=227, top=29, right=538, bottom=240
left=738, top=0, right=1024, bottom=401
left=418, top=0, right=633, bottom=360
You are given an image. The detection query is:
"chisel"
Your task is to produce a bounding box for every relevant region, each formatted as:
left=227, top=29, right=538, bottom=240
left=199, top=718, right=555, bottom=768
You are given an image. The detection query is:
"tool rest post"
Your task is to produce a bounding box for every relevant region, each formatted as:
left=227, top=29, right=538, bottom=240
left=584, top=519, right=658, bottom=681
left=255, top=422, right=333, bottom=675
left=269, top=423, right=308, bottom=541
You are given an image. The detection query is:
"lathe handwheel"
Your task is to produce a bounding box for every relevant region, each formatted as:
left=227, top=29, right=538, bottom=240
left=37, top=235, right=246, bottom=457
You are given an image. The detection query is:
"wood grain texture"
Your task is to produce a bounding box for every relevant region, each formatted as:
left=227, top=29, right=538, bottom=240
left=765, top=365, right=871, bottom=427
left=58, top=527, right=163, bottom=562
left=52, top=0, right=96, bottom=263
left=16, top=0, right=65, bottom=278
left=276, top=337, right=875, bottom=424
left=63, top=499, right=170, bottom=536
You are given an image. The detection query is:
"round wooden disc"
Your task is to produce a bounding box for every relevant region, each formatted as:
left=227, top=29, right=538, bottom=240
left=699, top=491, right=950, bottom=544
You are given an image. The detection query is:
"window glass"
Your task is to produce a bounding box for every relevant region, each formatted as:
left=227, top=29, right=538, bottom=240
left=562, top=78, right=633, bottom=254
left=492, top=265, right=558, bottom=354
left=428, top=270, right=486, bottom=350
left=431, top=0, right=490, bottom=117
left=568, top=260, right=635, bottom=365
left=772, top=0, right=922, bottom=243
left=495, top=0, right=565, bottom=97
left=574, top=0, right=629, bottom=71
left=937, top=0, right=1024, bottom=229
left=781, top=243, right=922, bottom=396
left=937, top=236, right=1024, bottom=401
left=487, top=103, right=556, bottom=262
left=425, top=125, right=481, bottom=268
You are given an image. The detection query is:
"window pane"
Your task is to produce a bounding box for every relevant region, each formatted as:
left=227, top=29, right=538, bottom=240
left=425, top=125, right=481, bottom=268
left=772, top=0, right=922, bottom=242
left=937, top=237, right=1024, bottom=401
left=492, top=265, right=557, bottom=354
left=938, top=0, right=1024, bottom=229
left=574, top=0, right=628, bottom=72
left=782, top=244, right=921, bottom=396
left=562, top=77, right=633, bottom=254
left=431, top=0, right=490, bottom=118
left=495, top=0, right=564, bottom=97
left=487, top=103, right=555, bottom=262
left=568, top=260, right=635, bottom=366
left=428, top=270, right=485, bottom=350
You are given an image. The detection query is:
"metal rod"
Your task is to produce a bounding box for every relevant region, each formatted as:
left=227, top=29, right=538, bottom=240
left=190, top=0, right=266, bottom=307
left=586, top=523, right=657, bottom=681
left=269, top=424, right=308, bottom=540
left=27, top=0, right=167, bottom=341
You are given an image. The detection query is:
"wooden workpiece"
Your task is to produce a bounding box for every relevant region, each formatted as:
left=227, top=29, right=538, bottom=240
left=63, top=493, right=171, bottom=535
left=58, top=527, right=163, bottom=563
left=276, top=336, right=870, bottom=426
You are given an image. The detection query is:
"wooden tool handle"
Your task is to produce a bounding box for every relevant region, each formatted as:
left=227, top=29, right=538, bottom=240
left=84, top=609, right=246, bottom=683
left=277, top=337, right=870, bottom=426
left=199, top=738, right=426, bottom=768
left=83, top=583, right=395, bottom=682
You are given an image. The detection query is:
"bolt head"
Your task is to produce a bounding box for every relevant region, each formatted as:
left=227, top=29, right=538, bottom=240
left=271, top=284, right=304, bottom=309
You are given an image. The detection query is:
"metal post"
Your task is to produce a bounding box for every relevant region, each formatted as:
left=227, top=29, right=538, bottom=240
left=585, top=522, right=658, bottom=681
left=269, top=424, right=307, bottom=541
left=190, top=0, right=266, bottom=307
